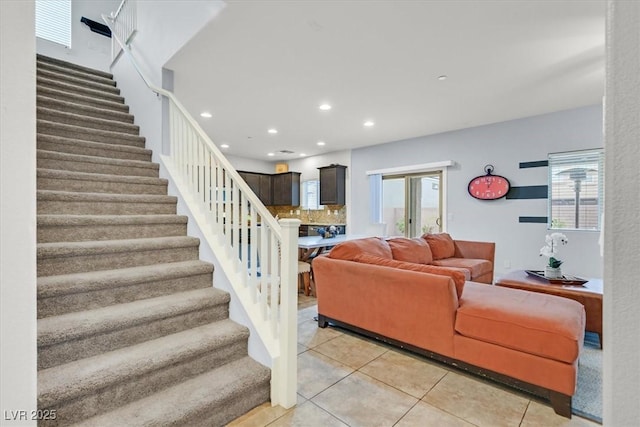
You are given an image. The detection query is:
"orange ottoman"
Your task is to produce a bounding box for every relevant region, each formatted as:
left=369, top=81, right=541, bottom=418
left=456, top=283, right=585, bottom=363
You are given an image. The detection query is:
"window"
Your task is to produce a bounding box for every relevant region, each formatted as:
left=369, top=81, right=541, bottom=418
left=36, top=0, right=72, bottom=48
left=548, top=149, right=604, bottom=231
left=301, top=180, right=322, bottom=210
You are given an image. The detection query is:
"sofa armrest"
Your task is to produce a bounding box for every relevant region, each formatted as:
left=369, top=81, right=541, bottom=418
left=313, top=256, right=458, bottom=357
left=454, top=240, right=495, bottom=264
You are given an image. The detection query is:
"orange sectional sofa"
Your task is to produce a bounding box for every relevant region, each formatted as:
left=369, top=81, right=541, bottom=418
left=312, top=235, right=586, bottom=418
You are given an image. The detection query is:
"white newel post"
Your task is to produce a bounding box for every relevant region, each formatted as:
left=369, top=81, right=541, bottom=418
left=273, top=218, right=300, bottom=408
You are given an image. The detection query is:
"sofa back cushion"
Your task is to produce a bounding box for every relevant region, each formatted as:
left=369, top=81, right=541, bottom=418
left=328, top=237, right=393, bottom=260
left=353, top=254, right=466, bottom=298
left=422, top=233, right=456, bottom=260
left=387, top=237, right=433, bottom=264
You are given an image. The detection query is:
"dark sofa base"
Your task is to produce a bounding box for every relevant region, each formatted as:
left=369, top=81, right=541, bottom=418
left=317, top=313, right=572, bottom=419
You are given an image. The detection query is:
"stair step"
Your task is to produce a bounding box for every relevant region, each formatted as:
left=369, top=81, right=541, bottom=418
left=37, top=287, right=230, bottom=369
left=37, top=85, right=129, bottom=113
left=37, top=60, right=117, bottom=87
left=37, top=134, right=152, bottom=163
left=66, top=356, right=270, bottom=427
left=37, top=168, right=168, bottom=195
left=37, top=260, right=212, bottom=317
left=38, top=190, right=176, bottom=216
left=37, top=68, right=120, bottom=95
left=37, top=95, right=135, bottom=124
left=37, top=76, right=124, bottom=104
left=38, top=120, right=145, bottom=148
left=38, top=320, right=249, bottom=425
left=37, top=149, right=157, bottom=177
left=37, top=214, right=188, bottom=243
left=38, top=107, right=140, bottom=135
left=37, top=235, right=197, bottom=277
left=37, top=54, right=113, bottom=80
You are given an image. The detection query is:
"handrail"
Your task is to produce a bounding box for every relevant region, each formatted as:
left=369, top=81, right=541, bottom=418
left=102, top=4, right=298, bottom=409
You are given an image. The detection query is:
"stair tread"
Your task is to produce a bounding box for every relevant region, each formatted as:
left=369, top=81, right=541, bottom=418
left=37, top=235, right=199, bottom=258
left=68, top=356, right=270, bottom=427
left=37, top=149, right=156, bottom=168
left=37, top=86, right=128, bottom=112
left=37, top=260, right=211, bottom=298
left=37, top=107, right=140, bottom=133
left=37, top=189, right=176, bottom=203
left=37, top=168, right=168, bottom=185
left=37, top=214, right=187, bottom=226
left=38, top=319, right=246, bottom=407
left=37, top=95, right=134, bottom=122
left=38, top=287, right=229, bottom=347
left=38, top=120, right=145, bottom=145
left=38, top=134, right=150, bottom=155
left=37, top=68, right=119, bottom=93
left=37, top=61, right=116, bottom=86
left=37, top=76, right=124, bottom=103
left=37, top=54, right=114, bottom=79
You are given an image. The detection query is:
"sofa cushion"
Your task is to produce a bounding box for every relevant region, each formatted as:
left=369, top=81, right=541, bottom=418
left=422, top=233, right=455, bottom=260
left=387, top=237, right=433, bottom=264
left=431, top=258, right=492, bottom=280
left=353, top=254, right=465, bottom=298
left=455, top=282, right=585, bottom=364
left=328, top=237, right=393, bottom=260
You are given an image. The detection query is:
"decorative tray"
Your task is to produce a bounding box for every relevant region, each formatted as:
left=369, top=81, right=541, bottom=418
left=525, top=270, right=588, bottom=286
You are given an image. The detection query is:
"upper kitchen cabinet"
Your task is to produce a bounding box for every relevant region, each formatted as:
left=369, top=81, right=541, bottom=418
left=318, top=165, right=347, bottom=205
left=238, top=171, right=272, bottom=205
left=272, top=172, right=301, bottom=206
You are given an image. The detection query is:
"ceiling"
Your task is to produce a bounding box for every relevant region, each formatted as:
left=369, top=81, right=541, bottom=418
left=166, top=0, right=605, bottom=161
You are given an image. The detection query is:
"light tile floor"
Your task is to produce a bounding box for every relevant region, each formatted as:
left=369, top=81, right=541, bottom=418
left=229, top=300, right=599, bottom=427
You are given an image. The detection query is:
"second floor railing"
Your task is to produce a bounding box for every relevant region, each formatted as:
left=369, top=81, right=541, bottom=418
left=109, top=0, right=136, bottom=61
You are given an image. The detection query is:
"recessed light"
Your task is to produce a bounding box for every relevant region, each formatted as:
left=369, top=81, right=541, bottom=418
left=437, top=75, right=448, bottom=81
left=220, top=144, right=229, bottom=149
left=200, top=112, right=212, bottom=118
left=363, top=120, right=375, bottom=127
left=268, top=128, right=278, bottom=134
left=300, top=153, right=306, bottom=157
left=317, top=141, right=326, bottom=146
left=319, top=103, right=332, bottom=111
left=267, top=152, right=275, bottom=156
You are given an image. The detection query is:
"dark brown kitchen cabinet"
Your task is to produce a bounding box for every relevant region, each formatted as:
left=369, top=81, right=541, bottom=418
left=318, top=165, right=347, bottom=205
left=272, top=172, right=301, bottom=206
left=238, top=171, right=272, bottom=205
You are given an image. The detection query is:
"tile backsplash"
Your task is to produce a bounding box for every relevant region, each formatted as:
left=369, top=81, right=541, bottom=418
left=267, top=205, right=346, bottom=225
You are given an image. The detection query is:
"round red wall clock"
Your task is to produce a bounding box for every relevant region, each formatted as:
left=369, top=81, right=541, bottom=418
left=468, top=165, right=511, bottom=200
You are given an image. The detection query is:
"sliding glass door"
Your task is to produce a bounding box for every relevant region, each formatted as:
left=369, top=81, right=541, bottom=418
left=382, top=172, right=442, bottom=237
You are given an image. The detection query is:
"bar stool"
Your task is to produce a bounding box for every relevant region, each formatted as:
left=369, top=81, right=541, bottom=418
left=298, top=261, right=312, bottom=296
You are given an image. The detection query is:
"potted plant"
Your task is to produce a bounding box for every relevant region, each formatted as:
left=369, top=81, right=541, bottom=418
left=540, top=232, right=569, bottom=278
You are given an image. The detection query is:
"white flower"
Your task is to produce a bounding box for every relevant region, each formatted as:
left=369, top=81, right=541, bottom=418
left=540, top=233, right=568, bottom=267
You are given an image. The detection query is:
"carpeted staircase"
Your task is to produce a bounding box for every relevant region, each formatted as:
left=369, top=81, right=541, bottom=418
left=36, top=54, right=270, bottom=426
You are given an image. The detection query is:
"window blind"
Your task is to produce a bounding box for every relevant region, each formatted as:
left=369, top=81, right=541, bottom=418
left=36, top=0, right=72, bottom=48
left=548, top=149, right=604, bottom=231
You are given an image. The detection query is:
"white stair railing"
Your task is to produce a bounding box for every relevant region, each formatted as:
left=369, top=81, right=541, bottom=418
left=103, top=4, right=298, bottom=409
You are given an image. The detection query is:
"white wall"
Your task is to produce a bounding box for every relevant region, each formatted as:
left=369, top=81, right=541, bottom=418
left=603, top=1, right=640, bottom=425
left=36, top=0, right=119, bottom=72
left=226, top=154, right=275, bottom=174
left=1, top=1, right=37, bottom=425
left=350, top=105, right=604, bottom=279
left=111, top=0, right=226, bottom=160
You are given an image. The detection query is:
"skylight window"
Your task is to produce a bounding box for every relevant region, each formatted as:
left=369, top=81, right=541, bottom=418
left=36, top=0, right=72, bottom=48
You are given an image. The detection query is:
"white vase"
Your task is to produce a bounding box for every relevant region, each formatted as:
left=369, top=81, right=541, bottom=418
left=545, top=266, right=563, bottom=279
